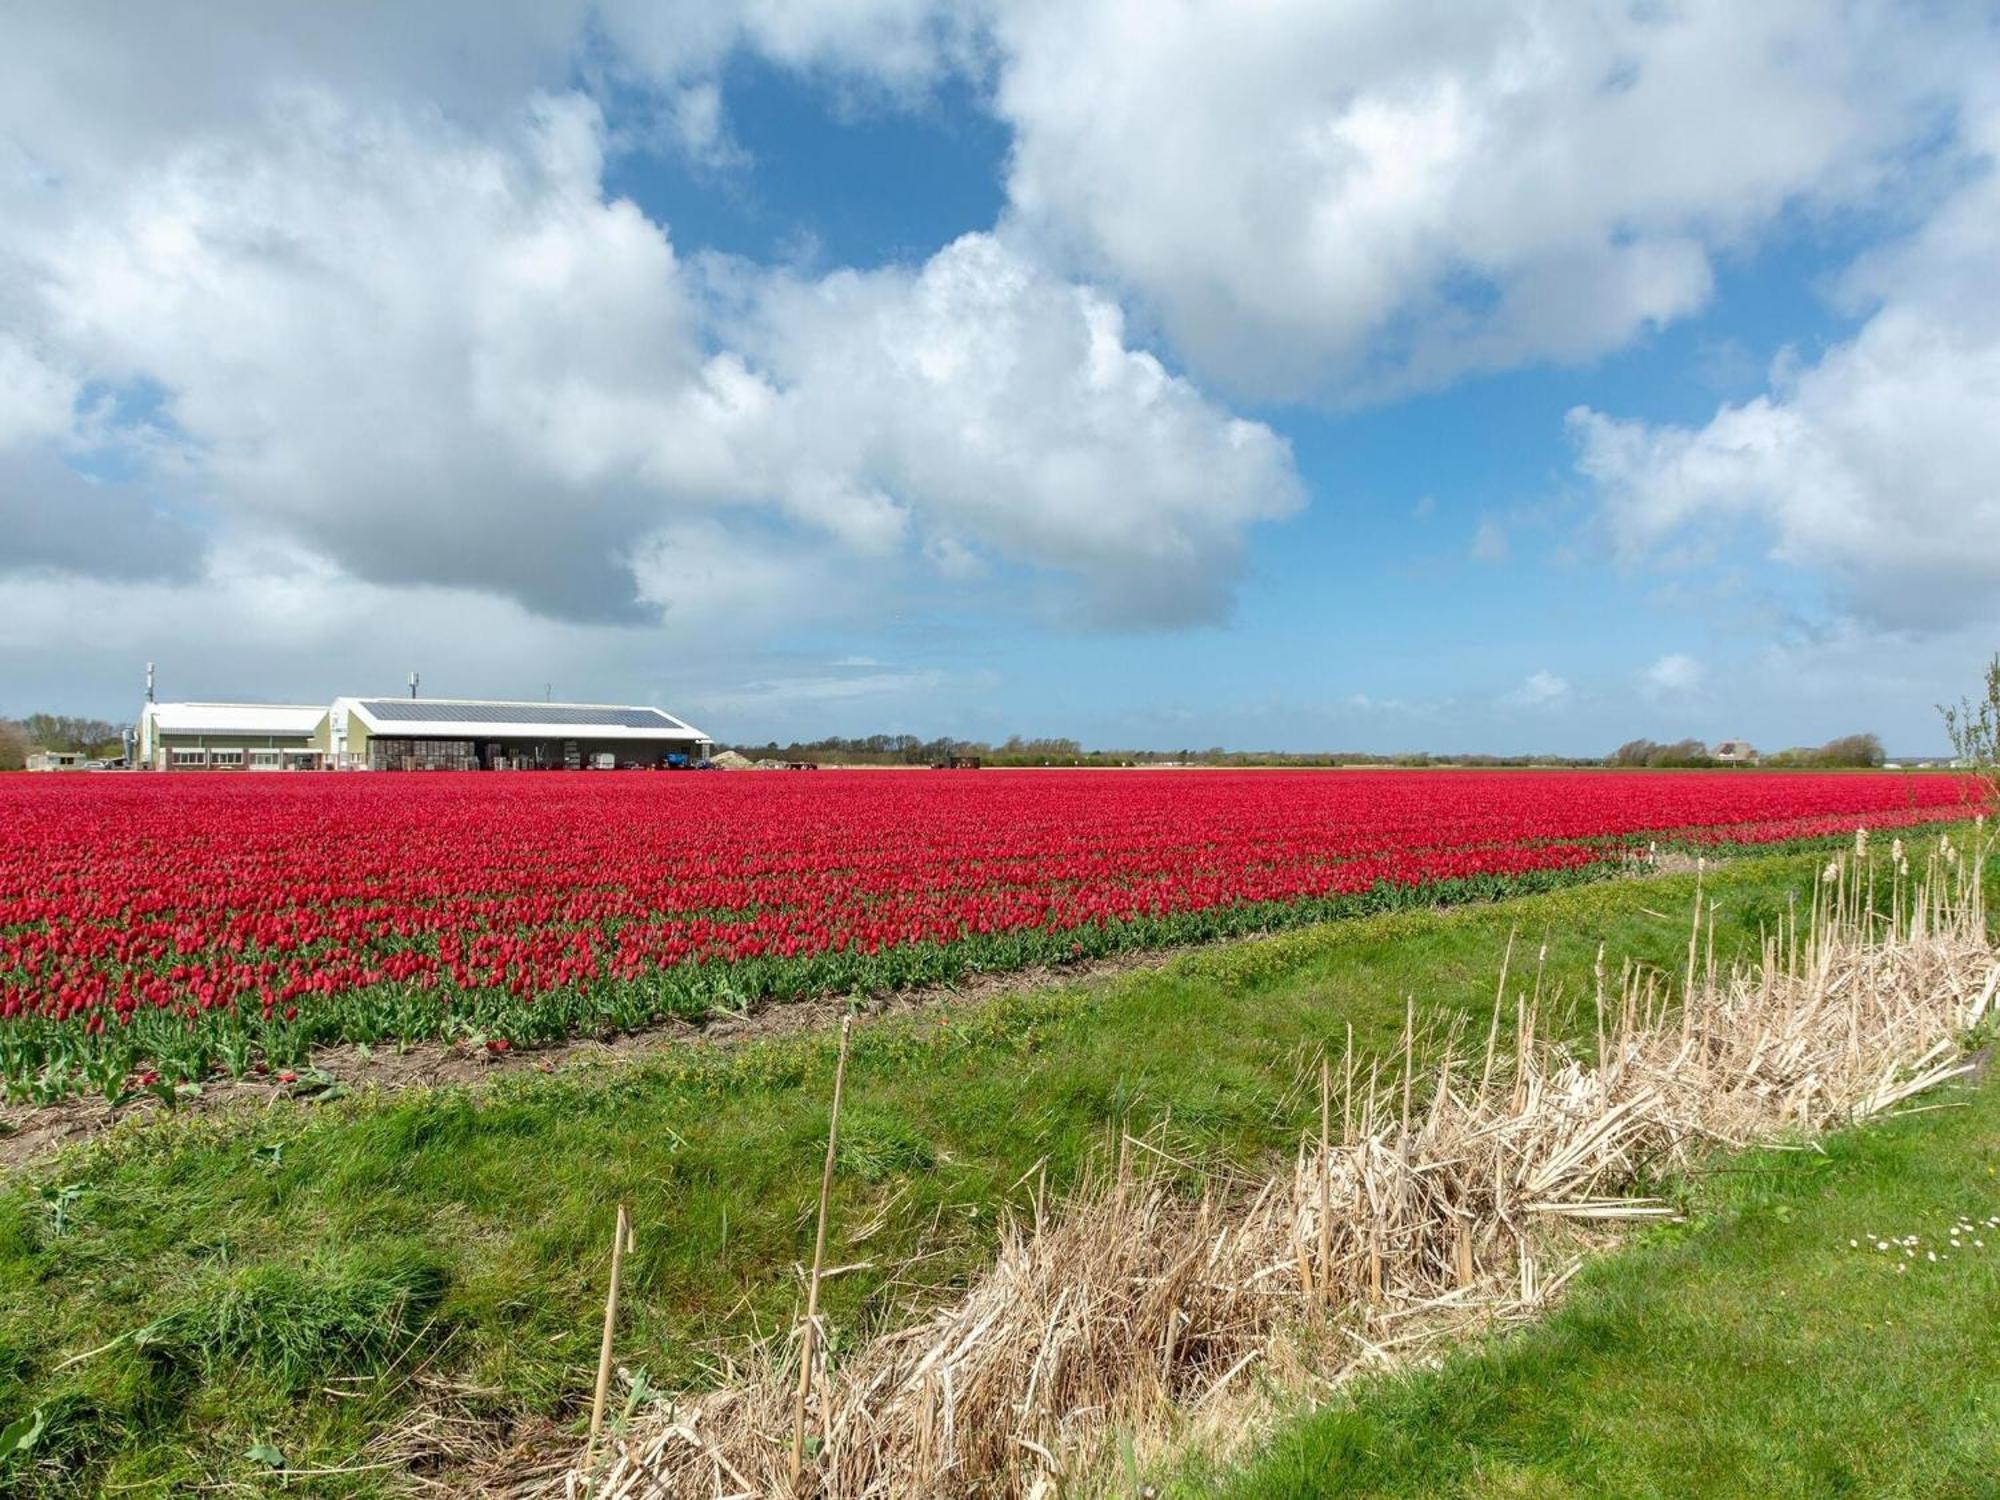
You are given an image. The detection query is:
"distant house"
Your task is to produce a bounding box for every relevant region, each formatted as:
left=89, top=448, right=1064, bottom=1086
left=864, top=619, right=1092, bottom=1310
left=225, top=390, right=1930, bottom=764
left=1711, top=739, right=1759, bottom=765
left=25, top=749, right=87, bottom=772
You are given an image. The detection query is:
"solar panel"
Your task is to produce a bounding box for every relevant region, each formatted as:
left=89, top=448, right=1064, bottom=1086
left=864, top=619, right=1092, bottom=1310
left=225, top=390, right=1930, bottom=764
left=356, top=701, right=680, bottom=729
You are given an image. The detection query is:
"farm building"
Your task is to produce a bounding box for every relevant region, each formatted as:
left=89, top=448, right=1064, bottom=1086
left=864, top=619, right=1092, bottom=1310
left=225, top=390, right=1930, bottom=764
left=26, top=750, right=88, bottom=772
left=137, top=703, right=332, bottom=771
left=1711, top=739, right=1759, bottom=765
left=329, top=697, right=710, bottom=771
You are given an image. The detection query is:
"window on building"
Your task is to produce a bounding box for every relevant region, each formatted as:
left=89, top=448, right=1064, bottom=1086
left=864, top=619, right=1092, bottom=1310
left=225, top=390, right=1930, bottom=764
left=171, top=749, right=207, bottom=767
left=211, top=749, right=243, bottom=767
left=250, top=750, right=281, bottom=769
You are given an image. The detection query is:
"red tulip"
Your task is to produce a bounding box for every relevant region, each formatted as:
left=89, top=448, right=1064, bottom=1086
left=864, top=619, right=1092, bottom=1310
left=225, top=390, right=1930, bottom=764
left=0, top=767, right=1983, bottom=1073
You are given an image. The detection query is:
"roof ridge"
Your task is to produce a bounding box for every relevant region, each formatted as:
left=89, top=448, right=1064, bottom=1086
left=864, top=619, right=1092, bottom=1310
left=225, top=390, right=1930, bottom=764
left=348, top=696, right=656, bottom=710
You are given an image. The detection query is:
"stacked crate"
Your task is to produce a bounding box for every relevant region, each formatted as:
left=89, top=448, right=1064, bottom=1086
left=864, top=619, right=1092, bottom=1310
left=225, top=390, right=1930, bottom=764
left=367, top=738, right=478, bottom=772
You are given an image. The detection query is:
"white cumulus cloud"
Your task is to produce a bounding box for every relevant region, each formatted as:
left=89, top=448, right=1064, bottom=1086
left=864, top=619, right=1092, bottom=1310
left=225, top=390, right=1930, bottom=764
left=1571, top=105, right=2000, bottom=633
left=1644, top=653, right=1704, bottom=695
left=1504, top=670, right=1571, bottom=708
left=990, top=0, right=1983, bottom=399
left=2, top=80, right=1298, bottom=631
left=732, top=232, right=1302, bottom=625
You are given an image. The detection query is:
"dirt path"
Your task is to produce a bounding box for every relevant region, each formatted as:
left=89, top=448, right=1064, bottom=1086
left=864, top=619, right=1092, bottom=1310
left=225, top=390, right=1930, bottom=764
left=0, top=945, right=1193, bottom=1173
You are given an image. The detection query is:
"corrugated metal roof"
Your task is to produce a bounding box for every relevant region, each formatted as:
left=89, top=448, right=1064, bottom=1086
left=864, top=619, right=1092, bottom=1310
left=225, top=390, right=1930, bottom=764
left=147, top=703, right=328, bottom=735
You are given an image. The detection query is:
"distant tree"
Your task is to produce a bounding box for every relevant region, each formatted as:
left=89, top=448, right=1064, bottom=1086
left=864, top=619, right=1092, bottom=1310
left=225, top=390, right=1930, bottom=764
left=18, top=713, right=124, bottom=756
left=987, top=736, right=1087, bottom=765
left=1762, top=734, right=1884, bottom=769
left=713, top=731, right=1610, bottom=770
left=1643, top=739, right=1713, bottom=768
left=1817, top=732, right=1885, bottom=768
left=0, top=719, right=26, bottom=772
left=1608, top=738, right=1659, bottom=767
left=1940, top=652, right=2000, bottom=799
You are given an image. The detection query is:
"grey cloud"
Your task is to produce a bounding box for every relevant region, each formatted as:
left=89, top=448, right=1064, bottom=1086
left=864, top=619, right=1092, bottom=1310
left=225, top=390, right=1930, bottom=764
left=0, top=448, right=206, bottom=583
left=0, top=2, right=969, bottom=185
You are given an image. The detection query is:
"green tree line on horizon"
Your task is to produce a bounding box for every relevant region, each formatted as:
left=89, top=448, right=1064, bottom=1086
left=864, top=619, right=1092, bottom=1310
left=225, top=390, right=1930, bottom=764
left=1607, top=733, right=1887, bottom=770
left=0, top=713, right=127, bottom=770
left=723, top=734, right=1612, bottom=770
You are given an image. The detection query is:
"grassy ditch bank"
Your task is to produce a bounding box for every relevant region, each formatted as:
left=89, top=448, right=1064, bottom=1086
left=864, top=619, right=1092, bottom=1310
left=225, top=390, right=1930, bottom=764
left=1178, top=1067, right=2000, bottom=1500
left=1, top=841, right=1989, bottom=1495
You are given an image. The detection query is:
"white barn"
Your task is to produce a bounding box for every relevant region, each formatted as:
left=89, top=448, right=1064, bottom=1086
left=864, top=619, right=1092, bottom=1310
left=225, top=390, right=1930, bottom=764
left=137, top=702, right=332, bottom=771
left=330, top=697, right=710, bottom=771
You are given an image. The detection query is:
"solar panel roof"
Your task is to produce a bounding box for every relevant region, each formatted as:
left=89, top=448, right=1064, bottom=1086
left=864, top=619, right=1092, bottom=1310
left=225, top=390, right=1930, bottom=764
left=356, top=701, right=678, bottom=729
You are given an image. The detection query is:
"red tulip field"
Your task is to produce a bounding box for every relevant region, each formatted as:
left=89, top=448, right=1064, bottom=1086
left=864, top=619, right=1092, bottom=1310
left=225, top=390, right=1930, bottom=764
left=0, top=769, right=1983, bottom=1101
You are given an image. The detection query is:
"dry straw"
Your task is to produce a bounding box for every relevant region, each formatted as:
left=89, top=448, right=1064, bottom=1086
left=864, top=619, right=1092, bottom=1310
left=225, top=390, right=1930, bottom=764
left=585, top=1202, right=635, bottom=1477
left=531, top=831, right=1994, bottom=1500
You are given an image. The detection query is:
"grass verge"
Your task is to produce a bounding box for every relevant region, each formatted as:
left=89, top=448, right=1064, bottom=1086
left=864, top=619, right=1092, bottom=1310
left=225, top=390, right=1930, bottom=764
left=1177, top=1067, right=2000, bottom=1500
left=0, top=841, right=1988, bottom=1495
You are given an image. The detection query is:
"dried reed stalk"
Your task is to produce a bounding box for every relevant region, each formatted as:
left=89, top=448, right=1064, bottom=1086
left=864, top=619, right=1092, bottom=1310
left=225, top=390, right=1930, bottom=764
left=534, top=833, right=1993, bottom=1500
left=584, top=1202, right=634, bottom=1481
left=792, top=1016, right=855, bottom=1488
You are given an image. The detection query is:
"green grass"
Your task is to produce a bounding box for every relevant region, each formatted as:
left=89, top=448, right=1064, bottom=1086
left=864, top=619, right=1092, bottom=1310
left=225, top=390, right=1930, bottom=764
left=1179, top=1069, right=2000, bottom=1500
left=0, top=842, right=1986, bottom=1495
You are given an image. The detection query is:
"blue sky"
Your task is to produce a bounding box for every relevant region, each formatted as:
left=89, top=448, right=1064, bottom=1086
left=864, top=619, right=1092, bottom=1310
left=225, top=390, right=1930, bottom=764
left=4, top=3, right=1998, bottom=754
